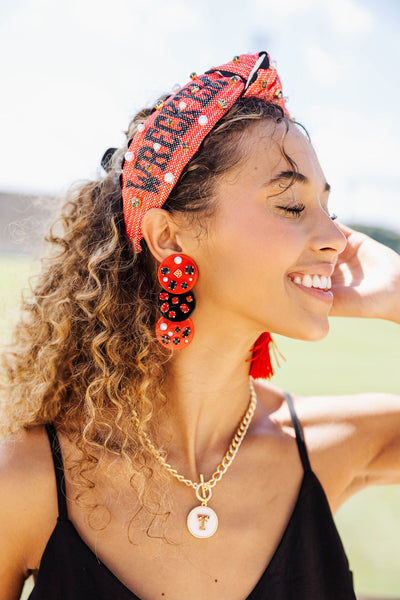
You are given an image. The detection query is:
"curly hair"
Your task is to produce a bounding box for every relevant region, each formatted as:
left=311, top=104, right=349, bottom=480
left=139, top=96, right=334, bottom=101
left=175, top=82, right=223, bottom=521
left=0, top=95, right=304, bottom=522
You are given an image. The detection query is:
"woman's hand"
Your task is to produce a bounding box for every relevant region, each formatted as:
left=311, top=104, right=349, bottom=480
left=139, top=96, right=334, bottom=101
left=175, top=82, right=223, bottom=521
left=329, top=223, right=400, bottom=323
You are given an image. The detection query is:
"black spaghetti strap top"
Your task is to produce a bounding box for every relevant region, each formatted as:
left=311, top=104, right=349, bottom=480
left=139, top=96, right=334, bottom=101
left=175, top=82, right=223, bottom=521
left=29, top=394, right=356, bottom=599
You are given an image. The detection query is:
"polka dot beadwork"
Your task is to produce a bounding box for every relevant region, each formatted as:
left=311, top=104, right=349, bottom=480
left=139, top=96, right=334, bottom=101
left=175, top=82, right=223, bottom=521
left=157, top=254, right=198, bottom=292
left=155, top=254, right=198, bottom=350
left=157, top=290, right=196, bottom=321
left=155, top=317, right=194, bottom=349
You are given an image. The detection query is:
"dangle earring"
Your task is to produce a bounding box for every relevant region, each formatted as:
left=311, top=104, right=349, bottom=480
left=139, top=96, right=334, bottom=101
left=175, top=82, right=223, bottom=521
left=247, top=332, right=274, bottom=379
left=155, top=254, right=198, bottom=349
left=246, top=332, right=286, bottom=379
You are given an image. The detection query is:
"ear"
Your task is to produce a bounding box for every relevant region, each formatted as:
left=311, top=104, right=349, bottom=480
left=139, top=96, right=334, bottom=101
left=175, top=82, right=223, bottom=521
left=141, top=208, right=182, bottom=263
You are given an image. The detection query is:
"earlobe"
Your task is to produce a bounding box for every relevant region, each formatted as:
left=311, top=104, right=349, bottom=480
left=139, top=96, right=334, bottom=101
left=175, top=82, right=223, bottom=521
left=141, top=209, right=182, bottom=262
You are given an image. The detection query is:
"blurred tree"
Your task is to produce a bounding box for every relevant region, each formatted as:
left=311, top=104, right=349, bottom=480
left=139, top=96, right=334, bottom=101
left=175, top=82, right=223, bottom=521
left=345, top=223, right=400, bottom=254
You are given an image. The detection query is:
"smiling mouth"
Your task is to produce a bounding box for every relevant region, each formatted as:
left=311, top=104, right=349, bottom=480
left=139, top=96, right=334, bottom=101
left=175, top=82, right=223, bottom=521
left=289, top=274, right=332, bottom=291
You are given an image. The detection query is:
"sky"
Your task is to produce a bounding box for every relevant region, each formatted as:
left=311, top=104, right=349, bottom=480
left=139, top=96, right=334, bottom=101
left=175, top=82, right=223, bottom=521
left=0, top=0, right=399, bottom=230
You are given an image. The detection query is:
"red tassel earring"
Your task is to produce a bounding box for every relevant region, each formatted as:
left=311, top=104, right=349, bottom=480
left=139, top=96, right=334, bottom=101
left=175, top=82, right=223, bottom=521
left=246, top=332, right=274, bottom=380
left=155, top=254, right=198, bottom=350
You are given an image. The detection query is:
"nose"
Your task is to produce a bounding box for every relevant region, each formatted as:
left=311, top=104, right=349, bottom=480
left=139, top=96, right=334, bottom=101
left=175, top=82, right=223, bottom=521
left=309, top=212, right=347, bottom=256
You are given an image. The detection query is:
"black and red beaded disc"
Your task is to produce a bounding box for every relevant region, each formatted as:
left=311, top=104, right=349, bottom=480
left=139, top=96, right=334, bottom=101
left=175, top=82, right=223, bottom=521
left=157, top=291, right=196, bottom=321
left=155, top=317, right=194, bottom=349
left=158, top=254, right=198, bottom=293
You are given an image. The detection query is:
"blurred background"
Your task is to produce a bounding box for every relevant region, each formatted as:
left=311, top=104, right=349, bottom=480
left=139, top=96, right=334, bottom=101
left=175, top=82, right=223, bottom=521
left=0, top=0, right=399, bottom=597
left=1, top=0, right=400, bottom=234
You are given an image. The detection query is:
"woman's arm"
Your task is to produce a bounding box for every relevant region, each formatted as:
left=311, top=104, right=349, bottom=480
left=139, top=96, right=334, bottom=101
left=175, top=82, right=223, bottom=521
left=291, top=391, right=400, bottom=510
left=295, top=224, right=400, bottom=498
left=329, top=223, right=400, bottom=323
left=0, top=428, right=57, bottom=599
left=344, top=393, right=400, bottom=489
left=0, top=435, right=33, bottom=599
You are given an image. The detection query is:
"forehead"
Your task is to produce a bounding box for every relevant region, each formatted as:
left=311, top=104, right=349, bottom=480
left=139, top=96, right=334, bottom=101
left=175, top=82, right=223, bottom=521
left=219, top=119, right=323, bottom=191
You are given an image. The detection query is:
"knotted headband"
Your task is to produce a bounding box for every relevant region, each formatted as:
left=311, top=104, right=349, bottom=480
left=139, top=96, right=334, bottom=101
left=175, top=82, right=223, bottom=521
left=121, top=51, right=290, bottom=251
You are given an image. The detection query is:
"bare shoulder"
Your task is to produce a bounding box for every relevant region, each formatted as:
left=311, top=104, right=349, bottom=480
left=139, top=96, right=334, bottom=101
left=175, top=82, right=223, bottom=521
left=0, top=426, right=58, bottom=587
left=254, top=381, right=400, bottom=509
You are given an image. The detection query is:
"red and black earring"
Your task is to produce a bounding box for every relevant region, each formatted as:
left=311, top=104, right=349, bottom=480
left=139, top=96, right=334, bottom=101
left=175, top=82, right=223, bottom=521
left=155, top=254, right=198, bottom=350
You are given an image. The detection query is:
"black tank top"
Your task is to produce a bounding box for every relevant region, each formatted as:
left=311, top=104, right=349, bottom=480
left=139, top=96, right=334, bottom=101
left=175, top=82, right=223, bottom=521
left=28, top=393, right=356, bottom=599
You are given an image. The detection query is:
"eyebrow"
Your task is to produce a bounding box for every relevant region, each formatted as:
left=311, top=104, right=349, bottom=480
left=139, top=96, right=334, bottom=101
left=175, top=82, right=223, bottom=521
left=267, top=170, right=331, bottom=193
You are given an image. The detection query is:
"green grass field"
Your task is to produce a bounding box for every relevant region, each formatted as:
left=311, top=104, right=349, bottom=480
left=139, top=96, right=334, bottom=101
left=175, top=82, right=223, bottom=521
left=1, top=255, right=399, bottom=598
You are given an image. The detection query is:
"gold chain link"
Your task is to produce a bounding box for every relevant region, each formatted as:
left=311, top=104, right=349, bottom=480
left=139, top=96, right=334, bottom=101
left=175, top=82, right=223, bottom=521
left=143, top=379, right=257, bottom=493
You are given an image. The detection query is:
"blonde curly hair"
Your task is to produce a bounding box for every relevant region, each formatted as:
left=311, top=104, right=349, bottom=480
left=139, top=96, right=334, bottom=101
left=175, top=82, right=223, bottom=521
left=0, top=95, right=299, bottom=521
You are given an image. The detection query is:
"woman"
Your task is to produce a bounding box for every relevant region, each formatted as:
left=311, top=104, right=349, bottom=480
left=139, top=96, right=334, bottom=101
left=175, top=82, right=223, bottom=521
left=0, top=51, right=399, bottom=600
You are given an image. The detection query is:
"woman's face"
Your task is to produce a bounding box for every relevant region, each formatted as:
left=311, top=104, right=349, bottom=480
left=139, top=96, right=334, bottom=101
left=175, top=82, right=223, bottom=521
left=190, top=119, right=347, bottom=342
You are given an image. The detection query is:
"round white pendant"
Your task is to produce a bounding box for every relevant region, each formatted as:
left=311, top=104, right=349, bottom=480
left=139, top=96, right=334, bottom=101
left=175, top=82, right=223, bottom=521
left=187, top=505, right=218, bottom=538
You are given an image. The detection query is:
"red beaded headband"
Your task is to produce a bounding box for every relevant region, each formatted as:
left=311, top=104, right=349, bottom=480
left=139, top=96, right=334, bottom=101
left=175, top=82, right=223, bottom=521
left=121, top=50, right=290, bottom=252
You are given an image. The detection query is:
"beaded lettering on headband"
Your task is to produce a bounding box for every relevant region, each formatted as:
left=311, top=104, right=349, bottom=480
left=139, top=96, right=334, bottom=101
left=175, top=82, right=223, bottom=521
left=121, top=51, right=290, bottom=252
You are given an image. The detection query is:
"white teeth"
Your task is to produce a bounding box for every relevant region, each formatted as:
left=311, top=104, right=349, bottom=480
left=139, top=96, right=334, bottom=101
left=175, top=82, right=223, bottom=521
left=302, top=274, right=313, bottom=288
left=291, top=274, right=332, bottom=290
left=312, top=275, right=322, bottom=288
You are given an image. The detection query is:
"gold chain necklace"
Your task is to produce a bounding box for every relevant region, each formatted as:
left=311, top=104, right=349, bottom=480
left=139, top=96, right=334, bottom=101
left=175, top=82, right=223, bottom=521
left=143, top=379, right=257, bottom=538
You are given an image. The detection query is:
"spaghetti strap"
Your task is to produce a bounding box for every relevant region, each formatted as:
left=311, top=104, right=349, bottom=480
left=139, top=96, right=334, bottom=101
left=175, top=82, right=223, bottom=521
left=45, top=424, right=68, bottom=520
left=284, top=392, right=312, bottom=473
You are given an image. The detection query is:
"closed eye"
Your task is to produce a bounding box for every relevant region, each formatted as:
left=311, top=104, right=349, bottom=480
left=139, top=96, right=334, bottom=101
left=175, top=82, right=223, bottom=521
left=277, top=203, right=305, bottom=216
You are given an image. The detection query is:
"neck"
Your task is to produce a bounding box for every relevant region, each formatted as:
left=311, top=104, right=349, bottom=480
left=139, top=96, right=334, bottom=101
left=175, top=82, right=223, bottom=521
left=157, top=322, right=259, bottom=482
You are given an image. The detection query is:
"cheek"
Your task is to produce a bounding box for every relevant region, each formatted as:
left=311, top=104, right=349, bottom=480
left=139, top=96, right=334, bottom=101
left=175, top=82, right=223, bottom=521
left=197, top=235, right=288, bottom=310
left=196, top=203, right=303, bottom=307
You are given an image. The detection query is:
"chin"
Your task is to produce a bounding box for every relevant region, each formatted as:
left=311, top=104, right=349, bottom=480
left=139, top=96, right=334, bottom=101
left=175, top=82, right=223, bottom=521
left=298, top=319, right=330, bottom=342
left=276, top=317, right=330, bottom=342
